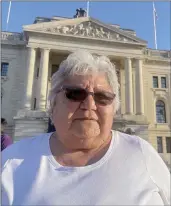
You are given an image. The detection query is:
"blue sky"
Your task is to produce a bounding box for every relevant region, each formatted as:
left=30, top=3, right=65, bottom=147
left=2, top=1, right=170, bottom=50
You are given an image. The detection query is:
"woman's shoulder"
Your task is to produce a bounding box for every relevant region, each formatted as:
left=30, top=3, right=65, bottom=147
left=137, top=134, right=170, bottom=204
left=114, top=130, right=170, bottom=201
left=1, top=133, right=51, bottom=169
left=114, top=130, right=144, bottom=150
left=115, top=130, right=169, bottom=168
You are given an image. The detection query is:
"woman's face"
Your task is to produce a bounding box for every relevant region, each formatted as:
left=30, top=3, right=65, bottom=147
left=52, top=73, right=115, bottom=149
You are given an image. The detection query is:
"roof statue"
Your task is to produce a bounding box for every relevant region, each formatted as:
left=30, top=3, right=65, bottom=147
left=74, top=8, right=87, bottom=18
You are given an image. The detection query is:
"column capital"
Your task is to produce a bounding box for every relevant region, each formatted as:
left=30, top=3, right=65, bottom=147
left=40, top=48, right=51, bottom=52
left=124, top=57, right=132, bottom=60
left=26, top=46, right=38, bottom=50
left=135, top=57, right=143, bottom=61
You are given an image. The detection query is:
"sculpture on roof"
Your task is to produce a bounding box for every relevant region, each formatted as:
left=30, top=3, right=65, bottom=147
left=73, top=8, right=87, bottom=18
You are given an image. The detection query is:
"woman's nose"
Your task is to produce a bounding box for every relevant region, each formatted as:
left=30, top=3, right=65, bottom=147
left=80, top=94, right=97, bottom=110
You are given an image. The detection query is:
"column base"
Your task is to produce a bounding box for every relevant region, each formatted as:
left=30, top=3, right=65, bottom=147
left=136, top=112, right=144, bottom=115
left=13, top=109, right=49, bottom=141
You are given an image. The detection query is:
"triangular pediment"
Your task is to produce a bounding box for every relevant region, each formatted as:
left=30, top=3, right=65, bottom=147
left=23, top=17, right=147, bottom=45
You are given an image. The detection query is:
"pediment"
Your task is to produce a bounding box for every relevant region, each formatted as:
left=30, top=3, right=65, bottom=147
left=23, top=17, right=147, bottom=45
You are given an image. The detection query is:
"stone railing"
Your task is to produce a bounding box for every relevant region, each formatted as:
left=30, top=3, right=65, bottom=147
left=144, top=48, right=171, bottom=59
left=1, top=31, right=24, bottom=41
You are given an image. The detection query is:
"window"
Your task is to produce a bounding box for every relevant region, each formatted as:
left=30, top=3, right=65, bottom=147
left=156, top=100, right=166, bottom=123
left=153, top=76, right=158, bottom=88
left=161, top=77, right=167, bottom=88
left=1, top=62, right=9, bottom=76
left=166, top=137, right=171, bottom=153
left=157, top=136, right=163, bottom=153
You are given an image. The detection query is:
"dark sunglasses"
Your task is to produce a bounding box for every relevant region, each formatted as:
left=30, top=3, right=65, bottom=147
left=56, top=86, right=115, bottom=106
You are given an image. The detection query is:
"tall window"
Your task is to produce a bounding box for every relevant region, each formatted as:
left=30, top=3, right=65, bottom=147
left=161, top=77, right=167, bottom=88
left=153, top=76, right=158, bottom=88
left=156, top=100, right=166, bottom=123
left=1, top=62, right=9, bottom=76
left=157, top=136, right=163, bottom=153
left=166, top=137, right=171, bottom=153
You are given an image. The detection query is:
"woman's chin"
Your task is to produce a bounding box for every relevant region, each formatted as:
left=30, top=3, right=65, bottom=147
left=70, top=120, right=100, bottom=139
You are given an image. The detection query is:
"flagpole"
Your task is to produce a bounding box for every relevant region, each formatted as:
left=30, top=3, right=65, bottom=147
left=153, top=2, right=157, bottom=50
left=6, top=1, right=12, bottom=31
left=87, top=1, right=90, bottom=17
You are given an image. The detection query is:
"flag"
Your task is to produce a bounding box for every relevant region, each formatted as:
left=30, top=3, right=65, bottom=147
left=153, top=2, right=158, bottom=20
left=6, top=1, right=12, bottom=31
left=152, top=2, right=158, bottom=49
left=87, top=1, right=90, bottom=17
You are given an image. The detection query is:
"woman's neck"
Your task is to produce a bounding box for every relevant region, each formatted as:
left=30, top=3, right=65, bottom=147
left=50, top=132, right=112, bottom=167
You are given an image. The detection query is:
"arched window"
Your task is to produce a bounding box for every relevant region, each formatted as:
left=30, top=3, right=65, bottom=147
left=156, top=100, right=166, bottom=123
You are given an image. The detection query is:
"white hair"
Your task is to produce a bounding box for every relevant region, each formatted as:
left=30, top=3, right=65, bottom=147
left=48, top=50, right=120, bottom=118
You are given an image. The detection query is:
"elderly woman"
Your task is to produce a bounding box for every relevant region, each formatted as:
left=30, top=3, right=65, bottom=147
left=2, top=50, right=170, bottom=205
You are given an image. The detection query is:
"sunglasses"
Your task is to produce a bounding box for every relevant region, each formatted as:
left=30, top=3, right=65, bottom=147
left=56, top=86, right=115, bottom=106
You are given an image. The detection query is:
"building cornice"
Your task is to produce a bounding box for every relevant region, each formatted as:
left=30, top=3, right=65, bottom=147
left=144, top=58, right=170, bottom=66
left=143, top=48, right=171, bottom=65
left=1, top=32, right=26, bottom=46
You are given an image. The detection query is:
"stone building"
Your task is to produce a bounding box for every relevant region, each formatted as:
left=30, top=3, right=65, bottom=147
left=1, top=14, right=171, bottom=168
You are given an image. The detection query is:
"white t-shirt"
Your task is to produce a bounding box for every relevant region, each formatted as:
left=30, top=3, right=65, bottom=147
left=2, top=131, right=170, bottom=205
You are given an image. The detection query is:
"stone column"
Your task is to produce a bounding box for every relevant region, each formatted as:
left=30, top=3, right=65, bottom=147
left=37, top=48, right=50, bottom=110
left=24, top=47, right=36, bottom=109
left=46, top=62, right=52, bottom=109
left=135, top=58, right=144, bottom=115
left=124, top=57, right=133, bottom=114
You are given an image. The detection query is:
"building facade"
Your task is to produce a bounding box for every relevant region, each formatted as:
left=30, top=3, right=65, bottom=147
left=1, top=15, right=171, bottom=168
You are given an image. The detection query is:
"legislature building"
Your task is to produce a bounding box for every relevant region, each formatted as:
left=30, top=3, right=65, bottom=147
left=1, top=10, right=171, bottom=168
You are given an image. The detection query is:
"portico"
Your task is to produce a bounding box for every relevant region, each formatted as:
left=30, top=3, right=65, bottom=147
left=23, top=47, right=145, bottom=115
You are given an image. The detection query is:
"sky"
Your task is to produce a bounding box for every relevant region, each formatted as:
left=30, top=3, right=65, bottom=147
left=2, top=1, right=170, bottom=50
